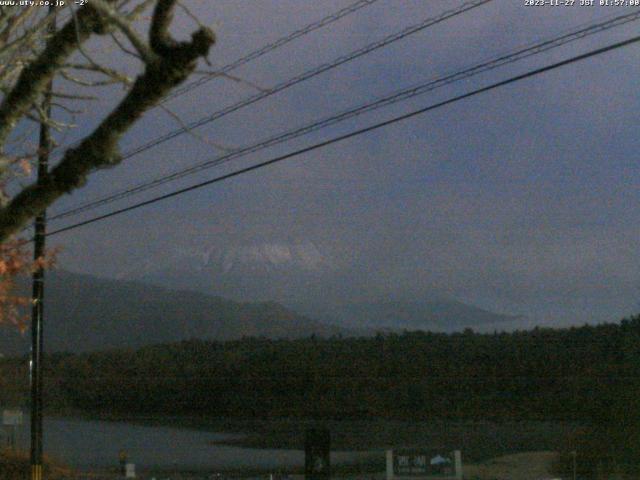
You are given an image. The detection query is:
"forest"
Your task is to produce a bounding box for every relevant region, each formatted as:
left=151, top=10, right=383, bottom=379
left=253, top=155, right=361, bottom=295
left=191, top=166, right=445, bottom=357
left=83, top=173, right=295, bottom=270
left=2, top=317, right=640, bottom=477
left=1, top=317, right=639, bottom=422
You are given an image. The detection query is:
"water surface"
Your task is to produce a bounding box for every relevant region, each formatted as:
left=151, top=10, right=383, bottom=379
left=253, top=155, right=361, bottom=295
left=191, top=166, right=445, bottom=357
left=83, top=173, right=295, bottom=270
left=11, top=416, right=372, bottom=471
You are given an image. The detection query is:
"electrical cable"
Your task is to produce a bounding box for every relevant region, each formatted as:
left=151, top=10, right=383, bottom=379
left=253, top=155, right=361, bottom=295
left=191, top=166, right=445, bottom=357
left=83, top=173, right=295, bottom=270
left=47, top=0, right=381, bottom=158
left=118, top=0, right=493, bottom=160
left=40, top=33, right=640, bottom=240
left=166, top=0, right=381, bottom=101
left=48, top=9, right=640, bottom=222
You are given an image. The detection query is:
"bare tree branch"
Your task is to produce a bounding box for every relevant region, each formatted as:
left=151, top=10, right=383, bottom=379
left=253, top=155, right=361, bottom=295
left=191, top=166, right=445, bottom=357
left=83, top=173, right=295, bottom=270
left=89, top=0, right=157, bottom=63
left=109, top=30, right=142, bottom=60
left=62, top=62, right=133, bottom=85
left=158, top=102, right=233, bottom=152
left=0, top=0, right=215, bottom=242
left=0, top=4, right=114, bottom=150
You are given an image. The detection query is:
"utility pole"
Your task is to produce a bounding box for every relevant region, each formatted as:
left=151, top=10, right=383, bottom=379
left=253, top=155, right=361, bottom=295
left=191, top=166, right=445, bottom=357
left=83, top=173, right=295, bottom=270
left=30, top=6, right=55, bottom=480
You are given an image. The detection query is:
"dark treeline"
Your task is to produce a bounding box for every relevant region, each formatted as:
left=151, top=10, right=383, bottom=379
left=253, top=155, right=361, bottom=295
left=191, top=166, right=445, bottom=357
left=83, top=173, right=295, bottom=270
left=2, top=317, right=640, bottom=425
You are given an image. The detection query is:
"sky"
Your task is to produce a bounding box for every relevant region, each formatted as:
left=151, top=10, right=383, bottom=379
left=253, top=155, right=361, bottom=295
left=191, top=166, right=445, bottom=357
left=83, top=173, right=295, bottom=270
left=20, top=0, right=640, bottom=327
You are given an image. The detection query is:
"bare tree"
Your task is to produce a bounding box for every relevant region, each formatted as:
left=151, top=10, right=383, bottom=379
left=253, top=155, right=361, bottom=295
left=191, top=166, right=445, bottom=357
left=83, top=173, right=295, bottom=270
left=0, top=0, right=214, bottom=328
left=0, top=0, right=215, bottom=242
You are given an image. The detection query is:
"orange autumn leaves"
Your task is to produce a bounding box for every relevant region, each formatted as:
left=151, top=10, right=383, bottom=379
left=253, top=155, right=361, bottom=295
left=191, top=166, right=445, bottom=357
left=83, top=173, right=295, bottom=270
left=0, top=151, right=57, bottom=332
left=0, top=238, right=57, bottom=333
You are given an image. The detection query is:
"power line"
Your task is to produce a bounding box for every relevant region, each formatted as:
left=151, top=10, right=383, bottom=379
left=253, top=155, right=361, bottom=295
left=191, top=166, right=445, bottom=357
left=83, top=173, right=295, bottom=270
left=166, top=0, right=381, bottom=101
left=41, top=33, right=640, bottom=240
left=48, top=10, right=640, bottom=222
left=119, top=0, right=492, bottom=160
left=47, top=0, right=381, bottom=158
left=48, top=0, right=491, bottom=221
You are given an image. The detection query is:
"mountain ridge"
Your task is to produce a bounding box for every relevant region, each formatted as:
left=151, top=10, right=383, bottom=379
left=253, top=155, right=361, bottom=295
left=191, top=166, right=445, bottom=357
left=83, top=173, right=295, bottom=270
left=128, top=242, right=525, bottom=332
left=0, top=270, right=350, bottom=357
left=0, top=269, right=524, bottom=357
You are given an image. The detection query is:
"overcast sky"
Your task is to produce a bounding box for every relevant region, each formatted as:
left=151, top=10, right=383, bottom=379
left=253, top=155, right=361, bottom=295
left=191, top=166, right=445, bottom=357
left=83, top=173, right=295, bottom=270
left=29, top=0, right=640, bottom=326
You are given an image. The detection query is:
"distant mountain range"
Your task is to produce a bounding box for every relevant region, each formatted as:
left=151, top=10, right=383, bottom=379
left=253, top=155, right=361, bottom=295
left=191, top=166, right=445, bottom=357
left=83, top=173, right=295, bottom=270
left=130, top=241, right=525, bottom=330
left=296, top=300, right=525, bottom=332
left=0, top=266, right=524, bottom=357
left=0, top=270, right=349, bottom=357
left=132, top=240, right=339, bottom=307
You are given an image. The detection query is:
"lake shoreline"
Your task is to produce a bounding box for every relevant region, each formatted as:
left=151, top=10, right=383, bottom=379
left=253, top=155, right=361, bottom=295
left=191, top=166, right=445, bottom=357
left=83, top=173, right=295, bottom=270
left=44, top=412, right=578, bottom=461
left=6, top=414, right=573, bottom=476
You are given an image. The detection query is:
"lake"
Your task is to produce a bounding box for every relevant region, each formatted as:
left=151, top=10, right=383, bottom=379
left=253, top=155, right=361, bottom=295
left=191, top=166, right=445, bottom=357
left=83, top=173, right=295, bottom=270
left=9, top=416, right=374, bottom=471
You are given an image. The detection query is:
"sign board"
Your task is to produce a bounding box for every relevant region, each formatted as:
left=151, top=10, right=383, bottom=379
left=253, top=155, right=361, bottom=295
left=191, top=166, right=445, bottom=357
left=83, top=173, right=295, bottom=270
left=305, top=428, right=330, bottom=480
left=386, top=449, right=462, bottom=480
left=125, top=463, right=136, bottom=478
left=2, top=409, right=23, bottom=426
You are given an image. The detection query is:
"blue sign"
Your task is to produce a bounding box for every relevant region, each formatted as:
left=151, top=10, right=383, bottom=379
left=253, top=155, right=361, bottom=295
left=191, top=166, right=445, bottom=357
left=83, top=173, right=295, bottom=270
left=393, top=450, right=455, bottom=477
